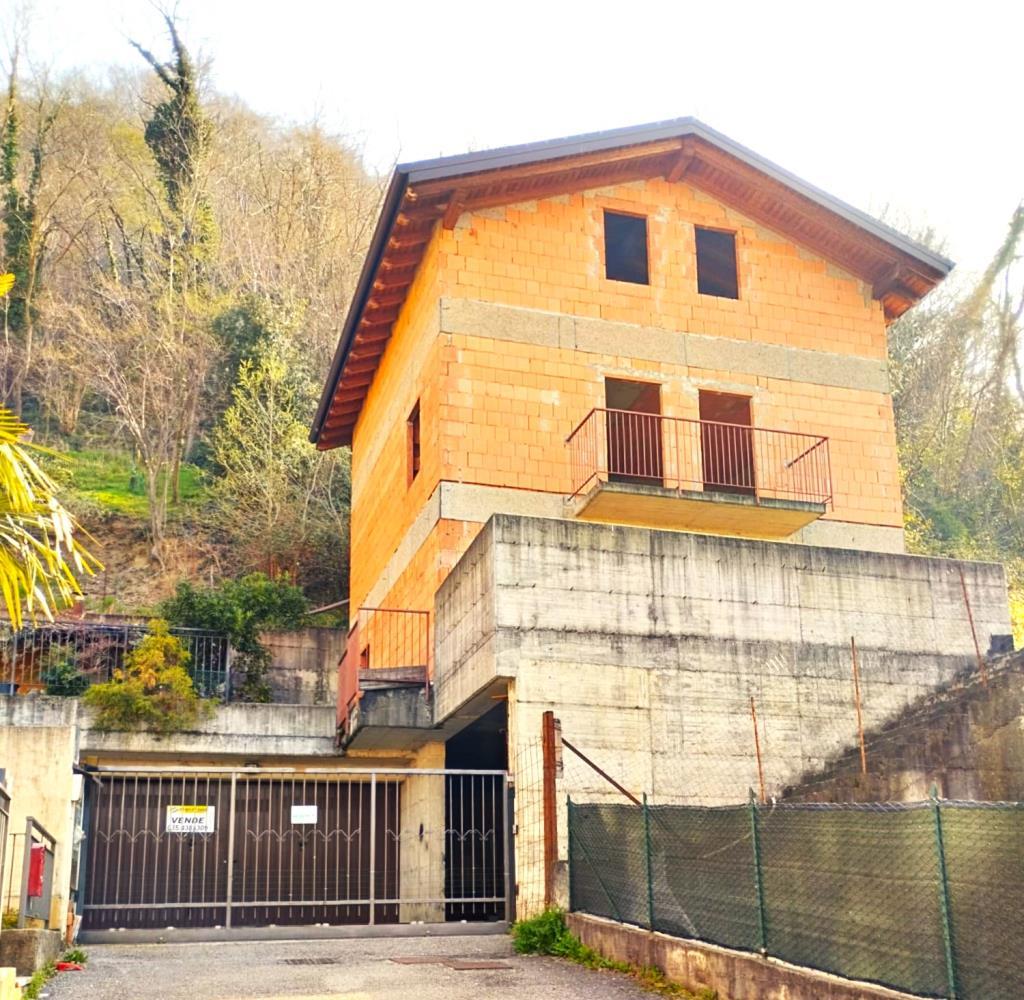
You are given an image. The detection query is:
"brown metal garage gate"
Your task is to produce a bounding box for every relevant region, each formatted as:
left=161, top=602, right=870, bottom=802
left=80, top=767, right=510, bottom=935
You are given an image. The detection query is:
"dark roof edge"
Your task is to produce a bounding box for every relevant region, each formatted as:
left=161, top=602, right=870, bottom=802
left=400, top=117, right=954, bottom=276
left=310, top=171, right=408, bottom=444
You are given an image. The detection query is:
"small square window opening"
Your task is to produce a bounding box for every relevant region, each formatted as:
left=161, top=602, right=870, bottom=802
left=695, top=227, right=739, bottom=299
left=604, top=211, right=649, bottom=284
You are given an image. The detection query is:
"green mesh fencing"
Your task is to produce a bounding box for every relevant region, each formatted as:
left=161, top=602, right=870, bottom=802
left=648, top=803, right=761, bottom=952
left=941, top=802, right=1024, bottom=1000
left=568, top=796, right=1024, bottom=1000
left=759, top=804, right=948, bottom=996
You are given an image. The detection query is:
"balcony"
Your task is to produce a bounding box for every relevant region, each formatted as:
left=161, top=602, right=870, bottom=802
left=337, top=607, right=433, bottom=748
left=566, top=409, right=832, bottom=539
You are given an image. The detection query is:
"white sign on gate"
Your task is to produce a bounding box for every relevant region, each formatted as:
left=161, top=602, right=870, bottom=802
left=166, top=805, right=215, bottom=834
left=290, top=804, right=317, bottom=824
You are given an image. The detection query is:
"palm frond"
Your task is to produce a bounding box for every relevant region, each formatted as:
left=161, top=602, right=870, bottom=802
left=0, top=407, right=101, bottom=628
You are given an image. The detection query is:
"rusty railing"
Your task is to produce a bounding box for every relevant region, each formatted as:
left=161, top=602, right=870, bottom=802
left=337, top=607, right=431, bottom=731
left=567, top=408, right=832, bottom=507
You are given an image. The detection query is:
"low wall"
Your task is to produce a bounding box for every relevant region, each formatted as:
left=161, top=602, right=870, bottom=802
left=0, top=928, right=62, bottom=977
left=261, top=628, right=344, bottom=706
left=567, top=912, right=920, bottom=1000
left=80, top=701, right=338, bottom=759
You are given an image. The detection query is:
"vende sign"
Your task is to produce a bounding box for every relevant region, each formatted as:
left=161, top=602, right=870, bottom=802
left=166, top=805, right=215, bottom=834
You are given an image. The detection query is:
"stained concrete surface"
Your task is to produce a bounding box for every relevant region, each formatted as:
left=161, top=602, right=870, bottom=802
left=46, top=934, right=653, bottom=1000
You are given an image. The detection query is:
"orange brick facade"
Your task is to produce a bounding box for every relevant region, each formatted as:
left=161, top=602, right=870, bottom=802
left=349, top=177, right=903, bottom=647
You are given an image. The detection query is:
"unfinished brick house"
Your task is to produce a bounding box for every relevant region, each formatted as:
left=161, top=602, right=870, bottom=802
left=311, top=118, right=1011, bottom=913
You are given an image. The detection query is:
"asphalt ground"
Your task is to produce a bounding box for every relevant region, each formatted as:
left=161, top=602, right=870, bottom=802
left=45, top=933, right=654, bottom=1000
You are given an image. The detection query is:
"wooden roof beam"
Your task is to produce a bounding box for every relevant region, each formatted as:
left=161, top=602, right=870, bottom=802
left=665, top=141, right=697, bottom=183
left=411, top=138, right=684, bottom=197
left=461, top=162, right=665, bottom=215
left=442, top=189, right=467, bottom=230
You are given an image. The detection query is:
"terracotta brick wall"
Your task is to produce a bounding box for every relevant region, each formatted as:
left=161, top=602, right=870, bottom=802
left=348, top=176, right=902, bottom=624
left=435, top=178, right=886, bottom=358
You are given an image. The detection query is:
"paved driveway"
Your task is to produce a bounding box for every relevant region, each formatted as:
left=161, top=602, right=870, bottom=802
left=47, top=933, right=652, bottom=1000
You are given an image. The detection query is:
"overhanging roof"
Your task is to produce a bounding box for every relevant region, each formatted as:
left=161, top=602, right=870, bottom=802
left=312, top=117, right=953, bottom=450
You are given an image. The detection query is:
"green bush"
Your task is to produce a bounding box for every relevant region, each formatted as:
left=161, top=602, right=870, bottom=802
left=160, top=573, right=308, bottom=702
left=62, top=947, right=88, bottom=964
left=41, top=656, right=89, bottom=696
left=83, top=619, right=211, bottom=732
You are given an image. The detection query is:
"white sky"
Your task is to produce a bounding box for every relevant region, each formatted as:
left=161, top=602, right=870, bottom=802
left=11, top=0, right=1024, bottom=279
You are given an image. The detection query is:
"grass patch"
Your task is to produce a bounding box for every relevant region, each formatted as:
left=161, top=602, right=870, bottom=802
left=59, top=448, right=207, bottom=518
left=512, top=909, right=716, bottom=999
left=23, top=960, right=56, bottom=999
left=62, top=947, right=88, bottom=965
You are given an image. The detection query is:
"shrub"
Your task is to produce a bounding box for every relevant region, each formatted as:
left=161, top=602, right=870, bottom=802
left=41, top=656, right=89, bottom=697
left=83, top=619, right=211, bottom=732
left=160, top=573, right=308, bottom=702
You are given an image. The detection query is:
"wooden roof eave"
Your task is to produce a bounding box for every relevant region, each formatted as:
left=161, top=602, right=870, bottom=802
left=312, top=120, right=953, bottom=450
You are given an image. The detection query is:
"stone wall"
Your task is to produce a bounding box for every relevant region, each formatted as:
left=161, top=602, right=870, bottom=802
left=782, top=651, right=1024, bottom=803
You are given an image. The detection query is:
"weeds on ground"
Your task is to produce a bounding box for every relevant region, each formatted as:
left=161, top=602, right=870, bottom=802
left=512, top=909, right=717, bottom=999
left=21, top=949, right=87, bottom=998
left=23, top=961, right=56, bottom=999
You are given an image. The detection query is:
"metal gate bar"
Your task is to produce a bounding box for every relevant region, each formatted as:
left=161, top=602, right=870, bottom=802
left=81, top=766, right=509, bottom=933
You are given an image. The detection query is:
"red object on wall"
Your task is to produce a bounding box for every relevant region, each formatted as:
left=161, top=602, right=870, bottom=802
left=28, top=843, right=45, bottom=897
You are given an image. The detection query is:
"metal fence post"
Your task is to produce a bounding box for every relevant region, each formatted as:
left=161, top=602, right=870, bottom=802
left=225, top=771, right=237, bottom=928
left=749, top=790, right=768, bottom=955
left=17, top=818, right=32, bottom=928
left=566, top=796, right=574, bottom=913
left=930, top=785, right=959, bottom=999
left=642, top=793, right=655, bottom=931
left=368, top=772, right=377, bottom=926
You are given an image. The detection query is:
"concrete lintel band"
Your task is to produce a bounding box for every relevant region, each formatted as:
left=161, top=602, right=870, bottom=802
left=439, top=298, right=890, bottom=396
left=360, top=480, right=905, bottom=610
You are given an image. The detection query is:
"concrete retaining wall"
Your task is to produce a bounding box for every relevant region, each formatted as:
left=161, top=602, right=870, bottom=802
left=567, top=912, right=920, bottom=1000
left=261, top=628, right=344, bottom=706
left=79, top=701, right=338, bottom=761
left=783, top=651, right=1024, bottom=803
left=435, top=514, right=1012, bottom=914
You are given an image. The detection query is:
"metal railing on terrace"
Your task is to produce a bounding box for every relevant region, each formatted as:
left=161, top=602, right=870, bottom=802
left=338, top=607, right=431, bottom=731
left=567, top=408, right=833, bottom=507
left=0, top=620, right=230, bottom=698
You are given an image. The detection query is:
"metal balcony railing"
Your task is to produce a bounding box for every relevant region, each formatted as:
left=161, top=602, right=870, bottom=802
left=567, top=408, right=832, bottom=507
left=337, top=607, right=431, bottom=731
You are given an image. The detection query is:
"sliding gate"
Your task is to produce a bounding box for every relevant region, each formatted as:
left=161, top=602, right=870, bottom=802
left=81, top=767, right=509, bottom=934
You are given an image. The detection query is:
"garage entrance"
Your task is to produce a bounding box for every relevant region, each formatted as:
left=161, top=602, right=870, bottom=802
left=80, top=767, right=509, bottom=937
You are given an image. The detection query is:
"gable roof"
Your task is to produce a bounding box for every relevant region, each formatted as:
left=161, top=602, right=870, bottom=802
left=311, top=117, right=953, bottom=450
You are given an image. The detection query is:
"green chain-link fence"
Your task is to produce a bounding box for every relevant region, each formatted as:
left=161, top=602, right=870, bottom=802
left=568, top=793, right=1023, bottom=999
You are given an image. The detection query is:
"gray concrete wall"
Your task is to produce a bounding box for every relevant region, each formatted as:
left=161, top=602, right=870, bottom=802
left=0, top=694, right=338, bottom=769
left=261, top=628, right=344, bottom=706
left=434, top=514, right=1012, bottom=914
left=79, top=701, right=338, bottom=761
